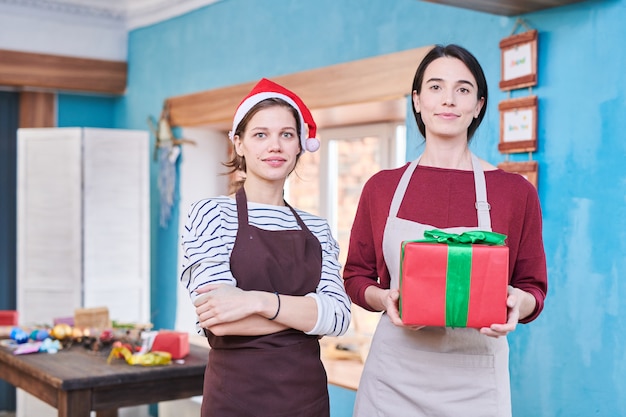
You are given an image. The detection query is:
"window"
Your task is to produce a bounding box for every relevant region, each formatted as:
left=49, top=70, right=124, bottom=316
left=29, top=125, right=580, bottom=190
left=286, top=122, right=406, bottom=337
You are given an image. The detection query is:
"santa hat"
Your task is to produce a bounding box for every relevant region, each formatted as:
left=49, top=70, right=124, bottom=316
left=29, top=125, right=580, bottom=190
left=228, top=78, right=320, bottom=153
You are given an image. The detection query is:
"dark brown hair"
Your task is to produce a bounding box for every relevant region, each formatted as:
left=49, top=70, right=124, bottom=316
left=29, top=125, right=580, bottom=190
left=411, top=44, right=488, bottom=142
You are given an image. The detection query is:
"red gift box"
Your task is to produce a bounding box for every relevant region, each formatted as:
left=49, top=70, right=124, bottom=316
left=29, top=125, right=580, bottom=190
left=400, top=230, right=509, bottom=328
left=151, top=330, right=190, bottom=359
left=0, top=310, right=18, bottom=326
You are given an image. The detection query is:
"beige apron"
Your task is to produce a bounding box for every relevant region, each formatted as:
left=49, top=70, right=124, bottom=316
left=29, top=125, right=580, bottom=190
left=353, top=154, right=511, bottom=417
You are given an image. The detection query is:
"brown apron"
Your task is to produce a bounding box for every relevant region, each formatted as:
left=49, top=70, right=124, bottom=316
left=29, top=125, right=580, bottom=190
left=354, top=154, right=512, bottom=417
left=201, top=187, right=329, bottom=417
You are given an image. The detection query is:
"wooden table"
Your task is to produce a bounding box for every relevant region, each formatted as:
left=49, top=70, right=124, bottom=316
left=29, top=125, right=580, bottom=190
left=0, top=342, right=208, bottom=417
left=319, top=335, right=365, bottom=391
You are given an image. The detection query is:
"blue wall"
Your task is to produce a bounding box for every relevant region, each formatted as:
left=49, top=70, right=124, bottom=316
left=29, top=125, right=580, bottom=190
left=504, top=2, right=626, bottom=416
left=57, top=93, right=118, bottom=128
left=55, top=0, right=626, bottom=415
left=328, top=385, right=357, bottom=417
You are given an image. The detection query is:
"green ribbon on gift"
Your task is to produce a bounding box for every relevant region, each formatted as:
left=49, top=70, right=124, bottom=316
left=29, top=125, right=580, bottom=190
left=421, top=229, right=507, bottom=246
left=417, top=229, right=506, bottom=327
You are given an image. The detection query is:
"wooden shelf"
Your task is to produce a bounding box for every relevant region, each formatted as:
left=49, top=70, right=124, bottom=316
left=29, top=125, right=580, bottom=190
left=0, top=49, right=126, bottom=94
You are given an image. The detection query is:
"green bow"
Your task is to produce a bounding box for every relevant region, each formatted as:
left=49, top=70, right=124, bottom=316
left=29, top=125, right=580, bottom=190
left=421, top=229, right=507, bottom=246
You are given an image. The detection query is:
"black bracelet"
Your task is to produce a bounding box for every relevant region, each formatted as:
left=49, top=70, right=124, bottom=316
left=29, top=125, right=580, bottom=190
left=268, top=292, right=281, bottom=321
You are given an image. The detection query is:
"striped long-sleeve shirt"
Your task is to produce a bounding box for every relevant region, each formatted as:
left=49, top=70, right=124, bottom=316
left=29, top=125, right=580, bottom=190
left=180, top=196, right=351, bottom=337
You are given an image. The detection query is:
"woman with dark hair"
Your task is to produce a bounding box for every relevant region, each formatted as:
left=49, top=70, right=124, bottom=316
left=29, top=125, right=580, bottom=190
left=412, top=44, right=488, bottom=141
left=343, top=44, right=547, bottom=416
left=181, top=78, right=351, bottom=417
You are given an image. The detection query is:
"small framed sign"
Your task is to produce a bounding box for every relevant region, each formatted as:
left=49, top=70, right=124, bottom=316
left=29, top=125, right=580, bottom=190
left=497, top=161, right=538, bottom=189
left=498, top=96, right=538, bottom=154
left=499, top=29, right=538, bottom=91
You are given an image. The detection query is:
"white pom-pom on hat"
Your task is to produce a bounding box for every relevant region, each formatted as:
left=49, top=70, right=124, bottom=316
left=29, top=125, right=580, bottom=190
left=229, top=78, right=320, bottom=153
left=305, top=138, right=320, bottom=152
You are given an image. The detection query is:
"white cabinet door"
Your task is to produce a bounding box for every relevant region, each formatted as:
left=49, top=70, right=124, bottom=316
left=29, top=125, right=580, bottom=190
left=82, top=128, right=150, bottom=323
left=17, top=128, right=83, bottom=325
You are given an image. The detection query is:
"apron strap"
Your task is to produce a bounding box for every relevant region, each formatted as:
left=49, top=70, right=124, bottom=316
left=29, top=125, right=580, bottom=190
left=284, top=200, right=308, bottom=231
left=235, top=187, right=249, bottom=227
left=389, top=153, right=491, bottom=229
left=471, top=153, right=491, bottom=230
left=389, top=156, right=421, bottom=217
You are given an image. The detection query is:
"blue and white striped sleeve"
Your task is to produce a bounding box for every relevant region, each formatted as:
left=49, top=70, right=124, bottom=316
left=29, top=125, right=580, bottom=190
left=304, top=217, right=351, bottom=337
left=180, top=198, right=236, bottom=305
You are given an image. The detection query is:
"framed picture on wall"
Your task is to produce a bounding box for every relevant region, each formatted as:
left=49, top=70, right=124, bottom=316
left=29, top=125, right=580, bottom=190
left=498, top=96, right=538, bottom=153
left=499, top=29, right=538, bottom=91
left=498, top=161, right=538, bottom=189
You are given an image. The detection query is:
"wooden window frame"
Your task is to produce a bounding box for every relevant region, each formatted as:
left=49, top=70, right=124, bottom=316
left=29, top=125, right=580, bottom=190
left=166, top=47, right=432, bottom=129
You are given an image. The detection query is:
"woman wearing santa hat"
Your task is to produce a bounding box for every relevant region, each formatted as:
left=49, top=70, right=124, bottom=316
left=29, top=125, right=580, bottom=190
left=180, top=78, right=351, bottom=417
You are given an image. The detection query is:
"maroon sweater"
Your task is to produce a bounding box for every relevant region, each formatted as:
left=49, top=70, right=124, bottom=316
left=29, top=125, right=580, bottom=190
left=343, top=163, right=548, bottom=323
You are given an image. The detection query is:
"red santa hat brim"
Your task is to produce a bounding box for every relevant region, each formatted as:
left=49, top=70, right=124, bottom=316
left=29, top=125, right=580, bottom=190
left=228, top=78, right=320, bottom=153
